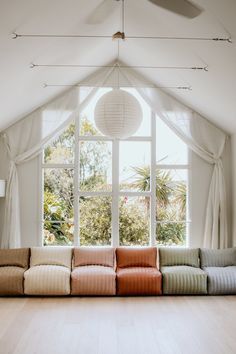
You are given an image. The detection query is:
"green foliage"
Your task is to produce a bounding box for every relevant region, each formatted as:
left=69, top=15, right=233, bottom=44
left=157, top=222, right=185, bottom=246
left=44, top=123, right=75, bottom=164
left=43, top=118, right=187, bottom=247
left=79, top=197, right=112, bottom=246
left=132, top=166, right=173, bottom=206
left=43, top=191, right=74, bottom=246
left=119, top=198, right=149, bottom=246
left=132, top=166, right=187, bottom=245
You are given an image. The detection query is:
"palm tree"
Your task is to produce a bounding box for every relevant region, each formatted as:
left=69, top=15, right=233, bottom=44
left=173, top=182, right=186, bottom=217
left=132, top=166, right=173, bottom=207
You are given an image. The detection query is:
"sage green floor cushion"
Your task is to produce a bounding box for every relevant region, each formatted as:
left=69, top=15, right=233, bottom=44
left=200, top=248, right=236, bottom=295
left=161, top=266, right=208, bottom=295
left=160, top=247, right=207, bottom=295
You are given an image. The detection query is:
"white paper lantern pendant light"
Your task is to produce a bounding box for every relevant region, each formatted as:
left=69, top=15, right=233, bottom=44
left=94, top=88, right=143, bottom=139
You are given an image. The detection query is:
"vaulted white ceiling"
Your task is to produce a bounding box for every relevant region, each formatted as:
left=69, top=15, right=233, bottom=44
left=0, top=0, right=236, bottom=133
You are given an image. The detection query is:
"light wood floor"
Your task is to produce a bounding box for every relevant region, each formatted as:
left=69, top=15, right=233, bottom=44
left=0, top=296, right=236, bottom=354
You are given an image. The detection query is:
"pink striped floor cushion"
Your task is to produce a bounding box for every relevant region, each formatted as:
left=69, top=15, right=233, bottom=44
left=73, top=247, right=115, bottom=267
left=71, top=266, right=116, bottom=295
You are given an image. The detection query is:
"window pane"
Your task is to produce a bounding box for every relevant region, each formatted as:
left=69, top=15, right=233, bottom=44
left=43, top=221, right=74, bottom=246
left=44, top=168, right=74, bottom=221
left=79, top=88, right=112, bottom=136
left=156, top=222, right=186, bottom=246
left=79, top=141, right=112, bottom=192
left=156, top=169, right=187, bottom=246
left=44, top=123, right=75, bottom=164
left=156, top=169, right=187, bottom=221
left=120, top=142, right=150, bottom=191
left=119, top=196, right=149, bottom=246
left=79, top=197, right=112, bottom=246
left=122, top=88, right=151, bottom=136
left=156, top=116, right=188, bottom=165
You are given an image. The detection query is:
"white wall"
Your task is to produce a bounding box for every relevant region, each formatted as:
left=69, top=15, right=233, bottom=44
left=231, top=134, right=236, bottom=246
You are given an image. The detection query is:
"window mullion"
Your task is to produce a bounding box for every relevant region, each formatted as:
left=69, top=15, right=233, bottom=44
left=112, top=139, right=119, bottom=247
left=150, top=112, right=156, bottom=246
left=74, top=117, right=80, bottom=246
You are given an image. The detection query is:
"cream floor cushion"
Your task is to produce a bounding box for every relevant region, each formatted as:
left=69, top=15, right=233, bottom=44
left=30, top=247, right=72, bottom=268
left=24, top=265, right=71, bottom=295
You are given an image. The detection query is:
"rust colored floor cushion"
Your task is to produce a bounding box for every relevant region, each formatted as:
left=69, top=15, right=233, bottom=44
left=24, top=247, right=72, bottom=295
left=116, top=247, right=162, bottom=295
left=0, top=248, right=29, bottom=296
left=71, top=247, right=116, bottom=295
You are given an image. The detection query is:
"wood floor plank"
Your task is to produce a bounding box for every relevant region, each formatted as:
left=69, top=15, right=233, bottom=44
left=0, top=296, right=236, bottom=354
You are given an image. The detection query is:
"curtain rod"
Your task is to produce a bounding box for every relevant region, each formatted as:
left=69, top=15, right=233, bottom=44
left=12, top=32, right=232, bottom=43
left=30, top=63, right=208, bottom=71
left=43, top=83, right=192, bottom=90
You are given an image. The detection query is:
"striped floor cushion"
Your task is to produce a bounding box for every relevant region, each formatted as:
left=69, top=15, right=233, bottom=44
left=24, top=265, right=71, bottom=295
left=71, top=266, right=116, bottom=295
left=204, top=266, right=236, bottom=295
left=116, top=267, right=162, bottom=296
left=0, top=266, right=26, bottom=295
left=161, top=266, right=207, bottom=295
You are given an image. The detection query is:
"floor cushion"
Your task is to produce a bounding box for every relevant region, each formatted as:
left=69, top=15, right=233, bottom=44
left=0, top=266, right=26, bottom=295
left=30, top=246, right=72, bottom=268
left=200, top=248, right=236, bottom=268
left=161, top=266, right=207, bottom=295
left=0, top=248, right=29, bottom=268
left=117, top=267, right=162, bottom=295
left=116, top=247, right=158, bottom=268
left=74, top=247, right=115, bottom=268
left=160, top=247, right=200, bottom=268
left=72, top=247, right=116, bottom=295
left=24, top=265, right=71, bottom=295
left=71, top=265, right=116, bottom=295
left=204, top=266, right=236, bottom=295
left=0, top=248, right=29, bottom=296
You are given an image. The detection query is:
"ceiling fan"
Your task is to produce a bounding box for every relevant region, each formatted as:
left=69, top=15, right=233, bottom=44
left=87, top=0, right=203, bottom=24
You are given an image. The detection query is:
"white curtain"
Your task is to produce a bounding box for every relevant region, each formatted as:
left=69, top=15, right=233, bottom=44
left=121, top=66, right=228, bottom=249
left=0, top=63, right=228, bottom=249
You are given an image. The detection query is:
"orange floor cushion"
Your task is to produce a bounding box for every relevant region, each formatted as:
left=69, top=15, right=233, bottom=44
left=117, top=267, right=162, bottom=295
left=116, top=247, right=162, bottom=295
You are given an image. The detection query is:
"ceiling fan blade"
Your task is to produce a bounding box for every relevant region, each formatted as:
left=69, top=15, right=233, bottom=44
left=148, top=0, right=203, bottom=18
left=86, top=0, right=118, bottom=24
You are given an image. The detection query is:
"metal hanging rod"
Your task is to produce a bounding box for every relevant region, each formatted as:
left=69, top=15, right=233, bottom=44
left=43, top=83, right=192, bottom=90
left=30, top=63, right=208, bottom=71
left=12, top=32, right=232, bottom=43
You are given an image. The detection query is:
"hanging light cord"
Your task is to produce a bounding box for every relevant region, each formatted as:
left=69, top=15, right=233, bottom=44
left=122, top=0, right=125, bottom=34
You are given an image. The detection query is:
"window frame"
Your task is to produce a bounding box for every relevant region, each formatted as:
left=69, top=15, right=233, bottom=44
left=40, top=94, right=190, bottom=247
